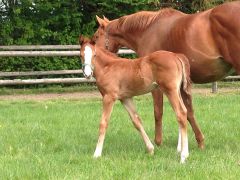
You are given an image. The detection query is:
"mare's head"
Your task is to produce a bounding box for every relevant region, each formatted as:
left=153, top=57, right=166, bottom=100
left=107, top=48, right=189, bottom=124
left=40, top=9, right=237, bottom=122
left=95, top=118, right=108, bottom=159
left=92, top=16, right=122, bottom=53
left=79, top=35, right=96, bottom=79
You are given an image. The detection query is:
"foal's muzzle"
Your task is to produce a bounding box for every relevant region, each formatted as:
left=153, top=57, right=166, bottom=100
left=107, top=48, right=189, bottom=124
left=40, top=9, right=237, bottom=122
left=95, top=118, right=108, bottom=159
left=82, top=64, right=93, bottom=79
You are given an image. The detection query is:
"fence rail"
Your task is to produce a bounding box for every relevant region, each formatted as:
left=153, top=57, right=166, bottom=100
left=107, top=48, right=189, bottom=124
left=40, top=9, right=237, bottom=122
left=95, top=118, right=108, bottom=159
left=0, top=45, right=239, bottom=92
left=0, top=70, right=83, bottom=77
left=0, top=78, right=95, bottom=85
left=0, top=45, right=134, bottom=86
left=0, top=45, right=80, bottom=50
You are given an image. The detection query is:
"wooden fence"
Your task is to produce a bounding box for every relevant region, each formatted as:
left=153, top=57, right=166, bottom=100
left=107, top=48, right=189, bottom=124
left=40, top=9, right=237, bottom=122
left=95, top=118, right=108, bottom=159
left=0, top=45, right=239, bottom=92
left=0, top=45, right=134, bottom=85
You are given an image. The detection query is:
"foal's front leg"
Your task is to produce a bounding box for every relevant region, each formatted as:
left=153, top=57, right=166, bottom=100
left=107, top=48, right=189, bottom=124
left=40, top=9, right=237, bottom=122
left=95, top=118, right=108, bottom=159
left=93, top=95, right=115, bottom=158
left=121, top=98, right=154, bottom=154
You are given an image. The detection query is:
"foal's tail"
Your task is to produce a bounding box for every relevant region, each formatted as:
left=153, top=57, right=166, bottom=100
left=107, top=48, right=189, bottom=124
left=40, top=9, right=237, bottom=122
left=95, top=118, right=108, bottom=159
left=177, top=54, right=191, bottom=96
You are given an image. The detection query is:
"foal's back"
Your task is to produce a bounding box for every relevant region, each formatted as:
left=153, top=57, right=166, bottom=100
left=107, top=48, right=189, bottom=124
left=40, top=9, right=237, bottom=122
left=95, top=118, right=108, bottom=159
left=97, top=48, right=190, bottom=98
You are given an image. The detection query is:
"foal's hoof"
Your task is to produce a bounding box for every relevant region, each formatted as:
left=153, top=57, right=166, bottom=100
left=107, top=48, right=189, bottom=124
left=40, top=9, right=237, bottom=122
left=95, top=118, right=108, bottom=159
left=93, top=154, right=101, bottom=159
left=93, top=151, right=102, bottom=158
left=180, top=153, right=189, bottom=164
left=180, top=158, right=187, bottom=164
left=147, top=146, right=155, bottom=155
left=148, top=149, right=154, bottom=156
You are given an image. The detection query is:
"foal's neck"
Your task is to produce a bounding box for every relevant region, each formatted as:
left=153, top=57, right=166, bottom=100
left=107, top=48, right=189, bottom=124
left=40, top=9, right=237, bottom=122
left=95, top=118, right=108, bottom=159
left=94, top=47, right=120, bottom=67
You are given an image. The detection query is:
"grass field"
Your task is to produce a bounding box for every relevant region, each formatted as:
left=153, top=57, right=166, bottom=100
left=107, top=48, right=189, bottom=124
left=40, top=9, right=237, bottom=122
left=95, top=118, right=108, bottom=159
left=0, top=91, right=240, bottom=179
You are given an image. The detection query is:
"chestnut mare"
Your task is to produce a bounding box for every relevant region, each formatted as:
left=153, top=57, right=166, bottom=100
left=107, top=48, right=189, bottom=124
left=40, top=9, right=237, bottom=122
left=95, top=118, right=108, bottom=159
left=79, top=36, right=192, bottom=163
left=92, top=1, right=240, bottom=149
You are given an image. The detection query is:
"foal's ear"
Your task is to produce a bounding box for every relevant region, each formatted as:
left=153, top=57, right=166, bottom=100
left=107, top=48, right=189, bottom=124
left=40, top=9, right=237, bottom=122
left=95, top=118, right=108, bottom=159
left=79, top=35, right=84, bottom=45
left=96, top=15, right=108, bottom=28
left=79, top=35, right=89, bottom=45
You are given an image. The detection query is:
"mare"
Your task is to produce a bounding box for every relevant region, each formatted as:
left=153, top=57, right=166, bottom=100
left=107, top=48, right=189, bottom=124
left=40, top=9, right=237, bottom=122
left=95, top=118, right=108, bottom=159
left=79, top=35, right=193, bottom=163
left=92, top=1, right=240, bottom=149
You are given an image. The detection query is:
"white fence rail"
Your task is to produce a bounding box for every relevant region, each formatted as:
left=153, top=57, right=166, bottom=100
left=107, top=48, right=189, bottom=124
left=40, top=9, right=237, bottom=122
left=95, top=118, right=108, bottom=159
left=0, top=45, right=134, bottom=86
left=0, top=45, right=239, bottom=93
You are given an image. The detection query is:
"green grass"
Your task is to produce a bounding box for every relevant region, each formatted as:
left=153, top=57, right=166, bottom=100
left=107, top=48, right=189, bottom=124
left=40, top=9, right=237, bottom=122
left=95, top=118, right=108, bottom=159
left=0, top=93, right=240, bottom=179
left=0, top=84, right=98, bottom=95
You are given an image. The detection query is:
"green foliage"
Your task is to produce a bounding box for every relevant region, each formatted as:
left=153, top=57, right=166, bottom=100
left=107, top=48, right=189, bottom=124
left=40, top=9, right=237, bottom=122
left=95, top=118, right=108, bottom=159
left=0, top=57, right=81, bottom=72
left=0, top=0, right=232, bottom=71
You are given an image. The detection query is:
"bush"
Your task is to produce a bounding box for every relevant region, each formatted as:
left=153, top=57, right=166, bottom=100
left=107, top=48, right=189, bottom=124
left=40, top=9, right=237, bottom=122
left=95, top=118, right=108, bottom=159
left=0, top=0, right=231, bottom=72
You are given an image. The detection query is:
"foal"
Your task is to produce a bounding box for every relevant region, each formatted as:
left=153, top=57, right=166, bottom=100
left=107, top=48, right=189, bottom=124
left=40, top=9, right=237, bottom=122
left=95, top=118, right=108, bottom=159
left=79, top=36, right=191, bottom=163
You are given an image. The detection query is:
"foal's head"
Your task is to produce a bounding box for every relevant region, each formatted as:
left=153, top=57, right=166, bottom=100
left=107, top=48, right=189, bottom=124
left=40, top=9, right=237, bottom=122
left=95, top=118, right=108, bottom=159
left=79, top=35, right=96, bottom=79
left=92, top=16, right=122, bottom=53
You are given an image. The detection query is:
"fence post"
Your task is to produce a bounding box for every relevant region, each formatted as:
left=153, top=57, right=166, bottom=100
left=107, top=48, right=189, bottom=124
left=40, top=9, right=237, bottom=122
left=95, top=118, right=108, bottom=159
left=212, top=82, right=218, bottom=93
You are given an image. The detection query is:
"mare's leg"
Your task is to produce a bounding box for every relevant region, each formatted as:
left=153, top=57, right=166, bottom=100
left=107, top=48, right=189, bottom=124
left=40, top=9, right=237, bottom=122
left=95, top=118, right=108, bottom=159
left=151, top=89, right=164, bottom=146
left=94, top=95, right=115, bottom=158
left=165, top=89, right=189, bottom=163
left=121, top=98, right=154, bottom=154
left=180, top=90, right=204, bottom=149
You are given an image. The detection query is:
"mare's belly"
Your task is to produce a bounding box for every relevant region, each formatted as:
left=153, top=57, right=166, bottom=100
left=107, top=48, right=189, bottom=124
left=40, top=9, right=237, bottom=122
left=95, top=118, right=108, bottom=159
left=189, top=57, right=233, bottom=83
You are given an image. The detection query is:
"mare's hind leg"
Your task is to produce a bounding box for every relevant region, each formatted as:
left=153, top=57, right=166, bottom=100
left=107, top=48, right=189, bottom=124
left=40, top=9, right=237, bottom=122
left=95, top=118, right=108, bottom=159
left=151, top=89, right=164, bottom=146
left=121, top=98, right=154, bottom=154
left=180, top=90, right=204, bottom=149
left=164, top=89, right=189, bottom=163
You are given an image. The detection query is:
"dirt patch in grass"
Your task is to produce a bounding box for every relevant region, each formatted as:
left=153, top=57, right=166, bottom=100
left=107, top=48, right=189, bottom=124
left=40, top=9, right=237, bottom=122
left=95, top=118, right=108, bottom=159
left=0, top=91, right=101, bottom=101
left=0, top=88, right=239, bottom=101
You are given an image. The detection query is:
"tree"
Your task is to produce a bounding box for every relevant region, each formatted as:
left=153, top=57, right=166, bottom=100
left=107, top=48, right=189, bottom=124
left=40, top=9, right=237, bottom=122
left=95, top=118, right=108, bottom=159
left=0, top=0, right=232, bottom=72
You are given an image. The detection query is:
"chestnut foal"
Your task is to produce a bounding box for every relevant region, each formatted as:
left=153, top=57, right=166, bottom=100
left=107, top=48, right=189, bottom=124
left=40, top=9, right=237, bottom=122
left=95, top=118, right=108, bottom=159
left=79, top=36, right=192, bottom=163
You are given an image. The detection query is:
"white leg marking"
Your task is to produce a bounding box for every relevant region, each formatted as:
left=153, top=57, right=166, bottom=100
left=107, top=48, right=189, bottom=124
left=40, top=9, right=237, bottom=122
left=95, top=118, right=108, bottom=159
left=177, top=127, right=181, bottom=153
left=140, top=127, right=154, bottom=155
left=180, top=132, right=189, bottom=164
left=93, top=135, right=105, bottom=158
left=93, top=146, right=102, bottom=158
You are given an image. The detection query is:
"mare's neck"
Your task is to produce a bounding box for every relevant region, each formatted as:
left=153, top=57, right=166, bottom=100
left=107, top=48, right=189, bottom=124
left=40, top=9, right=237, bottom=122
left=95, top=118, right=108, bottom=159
left=108, top=20, right=143, bottom=53
left=108, top=9, right=186, bottom=56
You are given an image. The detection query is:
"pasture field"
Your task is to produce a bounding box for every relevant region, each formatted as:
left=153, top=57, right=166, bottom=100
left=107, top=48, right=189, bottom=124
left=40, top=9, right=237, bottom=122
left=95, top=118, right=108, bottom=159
left=0, top=91, right=240, bottom=179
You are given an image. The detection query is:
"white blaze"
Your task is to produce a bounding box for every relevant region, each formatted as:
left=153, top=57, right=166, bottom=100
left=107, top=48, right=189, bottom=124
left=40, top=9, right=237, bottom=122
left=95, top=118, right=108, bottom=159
left=84, top=45, right=93, bottom=77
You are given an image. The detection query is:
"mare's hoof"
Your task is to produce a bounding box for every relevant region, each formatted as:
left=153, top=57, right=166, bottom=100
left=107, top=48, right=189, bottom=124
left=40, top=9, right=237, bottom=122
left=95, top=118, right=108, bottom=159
left=154, top=139, right=162, bottom=146
left=198, top=141, right=205, bottom=150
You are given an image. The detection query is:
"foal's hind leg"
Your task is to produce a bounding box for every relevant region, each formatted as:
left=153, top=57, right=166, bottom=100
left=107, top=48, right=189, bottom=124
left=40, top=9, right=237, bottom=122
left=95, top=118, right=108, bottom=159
left=152, top=89, right=164, bottom=146
left=121, top=98, right=154, bottom=154
left=165, top=89, right=189, bottom=163
left=180, top=90, right=204, bottom=149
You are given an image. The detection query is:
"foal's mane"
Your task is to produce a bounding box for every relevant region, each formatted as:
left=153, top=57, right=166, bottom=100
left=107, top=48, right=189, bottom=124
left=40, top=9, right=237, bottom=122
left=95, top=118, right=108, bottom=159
left=109, top=8, right=183, bottom=33
left=96, top=46, right=119, bottom=59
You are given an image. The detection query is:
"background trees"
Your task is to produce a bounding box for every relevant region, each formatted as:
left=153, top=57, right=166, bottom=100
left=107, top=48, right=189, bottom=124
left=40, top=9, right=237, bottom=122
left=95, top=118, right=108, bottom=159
left=0, top=0, right=234, bottom=71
